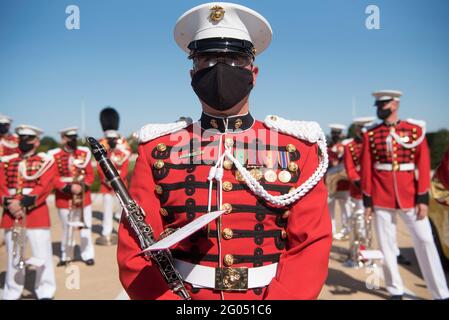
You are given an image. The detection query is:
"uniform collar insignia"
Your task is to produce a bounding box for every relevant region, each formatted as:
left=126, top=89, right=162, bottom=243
left=200, top=112, right=255, bottom=133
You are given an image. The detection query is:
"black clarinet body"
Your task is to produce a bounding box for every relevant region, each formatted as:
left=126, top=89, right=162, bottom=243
left=87, top=137, right=190, bottom=300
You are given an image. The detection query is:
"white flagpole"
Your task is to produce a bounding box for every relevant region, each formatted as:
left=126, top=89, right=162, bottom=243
left=81, top=99, right=86, bottom=143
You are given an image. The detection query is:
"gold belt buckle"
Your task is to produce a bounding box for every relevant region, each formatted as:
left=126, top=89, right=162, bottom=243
left=215, top=267, right=248, bottom=291
left=393, top=163, right=400, bottom=171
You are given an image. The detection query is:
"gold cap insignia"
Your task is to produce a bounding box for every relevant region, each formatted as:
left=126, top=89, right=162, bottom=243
left=210, top=5, right=225, bottom=22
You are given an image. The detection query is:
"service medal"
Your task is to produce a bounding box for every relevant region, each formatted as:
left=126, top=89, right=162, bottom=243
left=278, top=170, right=292, bottom=183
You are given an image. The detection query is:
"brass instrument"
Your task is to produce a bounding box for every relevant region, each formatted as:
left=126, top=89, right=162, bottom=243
left=12, top=213, right=27, bottom=270
left=65, top=168, right=86, bottom=263
left=345, top=206, right=373, bottom=268
left=326, top=163, right=348, bottom=197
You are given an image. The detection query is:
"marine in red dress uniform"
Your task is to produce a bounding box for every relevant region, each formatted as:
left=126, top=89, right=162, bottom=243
left=117, top=3, right=332, bottom=300
left=361, top=90, right=449, bottom=300
left=327, top=124, right=351, bottom=239
left=97, top=107, right=131, bottom=245
left=0, top=114, right=19, bottom=157
left=0, top=125, right=57, bottom=300
left=49, top=127, right=95, bottom=266
left=343, top=117, right=375, bottom=210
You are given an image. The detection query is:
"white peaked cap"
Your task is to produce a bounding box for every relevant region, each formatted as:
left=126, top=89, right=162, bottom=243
left=0, top=114, right=13, bottom=124
left=353, top=116, right=376, bottom=126
left=174, top=2, right=273, bottom=57
left=329, top=123, right=347, bottom=132
left=59, top=126, right=79, bottom=136
left=372, top=90, right=403, bottom=102
left=15, top=124, right=44, bottom=136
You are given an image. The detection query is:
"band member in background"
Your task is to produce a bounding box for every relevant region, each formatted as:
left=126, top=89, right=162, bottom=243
left=0, top=114, right=19, bottom=157
left=117, top=2, right=331, bottom=300
left=361, top=90, right=449, bottom=300
left=0, top=114, right=18, bottom=247
left=343, top=117, right=375, bottom=212
left=49, top=127, right=95, bottom=266
left=97, top=107, right=131, bottom=245
left=0, top=125, right=57, bottom=300
left=327, top=124, right=352, bottom=240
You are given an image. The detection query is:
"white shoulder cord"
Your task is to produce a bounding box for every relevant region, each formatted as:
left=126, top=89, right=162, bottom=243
left=111, top=146, right=131, bottom=167
left=19, top=154, right=55, bottom=181
left=389, top=126, right=426, bottom=149
left=222, top=115, right=328, bottom=207
left=71, top=147, right=92, bottom=169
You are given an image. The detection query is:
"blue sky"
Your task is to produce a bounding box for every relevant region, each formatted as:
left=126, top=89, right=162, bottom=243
left=1, top=0, right=448, bottom=139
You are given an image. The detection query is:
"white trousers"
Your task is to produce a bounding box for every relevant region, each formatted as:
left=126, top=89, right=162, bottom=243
left=102, top=194, right=119, bottom=236
left=374, top=207, right=449, bottom=299
left=3, top=228, right=56, bottom=300
left=329, top=191, right=351, bottom=234
left=58, top=205, right=95, bottom=261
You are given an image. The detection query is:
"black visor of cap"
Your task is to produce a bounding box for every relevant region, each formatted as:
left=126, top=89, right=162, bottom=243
left=374, top=99, right=393, bottom=107
left=188, top=37, right=255, bottom=59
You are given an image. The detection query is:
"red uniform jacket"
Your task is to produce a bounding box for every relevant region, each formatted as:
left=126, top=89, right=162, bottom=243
left=97, top=141, right=130, bottom=194
left=49, top=147, right=94, bottom=209
left=327, top=142, right=350, bottom=192
left=117, top=114, right=331, bottom=300
left=0, top=134, right=19, bottom=156
left=0, top=152, right=56, bottom=229
left=361, top=120, right=430, bottom=210
left=343, top=138, right=363, bottom=199
left=433, top=145, right=449, bottom=206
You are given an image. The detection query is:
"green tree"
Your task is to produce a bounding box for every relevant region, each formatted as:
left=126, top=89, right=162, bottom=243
left=37, top=136, right=58, bottom=152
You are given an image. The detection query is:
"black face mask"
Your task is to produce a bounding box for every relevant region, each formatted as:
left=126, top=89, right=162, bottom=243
left=108, top=139, right=117, bottom=149
left=19, top=140, right=34, bottom=153
left=0, top=124, right=9, bottom=135
left=377, top=107, right=392, bottom=120
left=67, top=138, right=77, bottom=150
left=191, top=63, right=254, bottom=111
left=331, top=134, right=341, bottom=144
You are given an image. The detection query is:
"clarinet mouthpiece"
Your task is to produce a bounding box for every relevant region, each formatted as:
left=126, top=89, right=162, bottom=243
left=87, top=137, right=106, bottom=160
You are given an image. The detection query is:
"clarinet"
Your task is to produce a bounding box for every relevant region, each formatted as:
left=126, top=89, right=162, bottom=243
left=87, top=137, right=190, bottom=300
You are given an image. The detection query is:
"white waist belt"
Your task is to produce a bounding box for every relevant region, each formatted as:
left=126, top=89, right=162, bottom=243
left=8, top=188, right=33, bottom=196
left=174, top=258, right=277, bottom=290
left=374, top=163, right=415, bottom=171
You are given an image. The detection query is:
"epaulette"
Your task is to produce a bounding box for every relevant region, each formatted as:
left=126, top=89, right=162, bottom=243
left=136, top=117, right=193, bottom=144
left=0, top=153, right=19, bottom=163
left=47, top=148, right=61, bottom=157
left=77, top=146, right=91, bottom=155
left=366, top=122, right=381, bottom=132
left=405, top=118, right=426, bottom=128
left=37, top=152, right=54, bottom=162
left=341, top=138, right=353, bottom=146
left=264, top=115, right=324, bottom=143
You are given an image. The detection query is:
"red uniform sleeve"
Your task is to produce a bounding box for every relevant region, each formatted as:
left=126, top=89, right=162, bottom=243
left=343, top=143, right=360, bottom=184
left=117, top=143, right=180, bottom=300
left=415, top=131, right=431, bottom=205
left=263, top=143, right=332, bottom=300
left=360, top=132, right=373, bottom=208
left=119, top=159, right=129, bottom=183
left=21, top=163, right=57, bottom=210
left=0, top=163, right=8, bottom=203
left=84, top=161, right=95, bottom=187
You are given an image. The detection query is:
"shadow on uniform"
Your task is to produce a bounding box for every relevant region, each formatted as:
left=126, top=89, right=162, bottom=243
left=92, top=210, right=105, bottom=235
left=0, top=269, right=38, bottom=300
left=51, top=241, right=82, bottom=261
